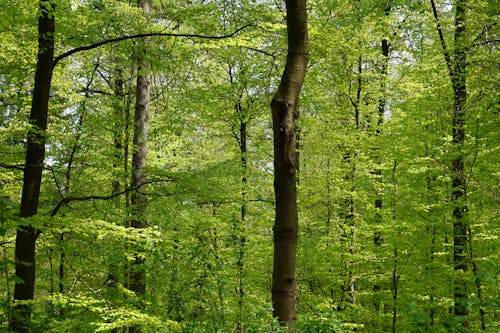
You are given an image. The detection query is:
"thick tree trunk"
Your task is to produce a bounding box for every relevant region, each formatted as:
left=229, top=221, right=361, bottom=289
left=271, top=0, right=308, bottom=329
left=10, top=1, right=55, bottom=332
left=430, top=0, right=469, bottom=327
left=129, top=2, right=150, bottom=333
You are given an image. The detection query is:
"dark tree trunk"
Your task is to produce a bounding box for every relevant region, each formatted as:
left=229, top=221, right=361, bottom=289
left=10, top=1, right=55, bottom=332
left=373, top=2, right=392, bottom=316
left=451, top=0, right=468, bottom=325
left=430, top=0, right=469, bottom=327
left=271, top=0, right=308, bottom=329
left=374, top=0, right=391, bottom=246
left=236, top=100, right=248, bottom=333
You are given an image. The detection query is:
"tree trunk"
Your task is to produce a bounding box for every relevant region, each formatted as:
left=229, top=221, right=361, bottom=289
left=373, top=1, right=392, bottom=316
left=390, top=161, right=399, bottom=333
left=236, top=100, right=248, bottom=333
left=374, top=0, right=391, bottom=246
left=129, top=1, right=151, bottom=332
left=10, top=1, right=55, bottom=331
left=271, top=0, right=308, bottom=329
left=450, top=0, right=468, bottom=325
left=430, top=0, right=469, bottom=327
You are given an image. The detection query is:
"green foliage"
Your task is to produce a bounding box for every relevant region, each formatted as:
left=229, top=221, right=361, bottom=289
left=0, top=0, right=498, bottom=332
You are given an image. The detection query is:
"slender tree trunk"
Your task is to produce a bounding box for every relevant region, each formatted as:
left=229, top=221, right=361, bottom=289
left=104, top=66, right=125, bottom=295
left=426, top=173, right=439, bottom=326
left=339, top=151, right=357, bottom=309
left=468, top=224, right=486, bottom=330
left=271, top=0, right=308, bottom=329
left=374, top=0, right=391, bottom=247
left=343, top=46, right=364, bottom=312
left=372, top=3, right=392, bottom=319
left=11, top=1, right=55, bottom=331
left=58, top=233, right=64, bottom=294
left=450, top=1, right=468, bottom=326
left=112, top=67, right=125, bottom=196
left=390, top=160, right=399, bottom=333
left=468, top=120, right=486, bottom=330
left=129, top=2, right=150, bottom=333
left=236, top=101, right=248, bottom=333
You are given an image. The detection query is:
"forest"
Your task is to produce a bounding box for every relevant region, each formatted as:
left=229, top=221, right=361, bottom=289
left=0, top=0, right=498, bottom=332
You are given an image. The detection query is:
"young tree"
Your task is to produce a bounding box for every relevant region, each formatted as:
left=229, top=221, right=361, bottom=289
left=271, top=0, right=308, bottom=328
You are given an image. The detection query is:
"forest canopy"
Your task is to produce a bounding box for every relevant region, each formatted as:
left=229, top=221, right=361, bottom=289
left=0, top=0, right=498, bottom=332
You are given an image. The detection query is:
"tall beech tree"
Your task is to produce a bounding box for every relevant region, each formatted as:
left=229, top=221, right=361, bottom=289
left=11, top=1, right=55, bottom=331
left=373, top=0, right=392, bottom=315
left=271, top=0, right=308, bottom=328
left=129, top=1, right=151, bottom=332
left=430, top=0, right=469, bottom=327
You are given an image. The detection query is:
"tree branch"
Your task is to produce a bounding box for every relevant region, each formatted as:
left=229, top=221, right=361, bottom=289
left=0, top=162, right=24, bottom=171
left=53, top=24, right=253, bottom=68
left=50, top=179, right=170, bottom=217
left=474, top=38, right=500, bottom=47
left=429, top=0, right=453, bottom=78
left=240, top=45, right=276, bottom=57
left=472, top=22, right=497, bottom=45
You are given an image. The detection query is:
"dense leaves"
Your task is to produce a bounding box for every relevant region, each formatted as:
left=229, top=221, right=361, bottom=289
left=0, top=0, right=498, bottom=332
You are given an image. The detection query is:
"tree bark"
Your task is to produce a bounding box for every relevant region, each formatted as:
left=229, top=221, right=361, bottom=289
left=10, top=1, right=55, bottom=331
left=129, top=1, right=151, bottom=333
left=271, top=0, right=308, bottom=329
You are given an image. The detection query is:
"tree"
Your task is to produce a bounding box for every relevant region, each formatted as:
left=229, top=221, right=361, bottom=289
left=271, top=0, right=308, bottom=328
left=430, top=0, right=469, bottom=327
left=128, top=1, right=151, bottom=332
left=11, top=1, right=55, bottom=331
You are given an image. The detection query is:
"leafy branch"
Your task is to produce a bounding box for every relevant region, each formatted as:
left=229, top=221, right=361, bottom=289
left=429, top=0, right=453, bottom=78
left=53, top=24, right=253, bottom=68
left=0, top=162, right=24, bottom=170
left=50, top=179, right=171, bottom=217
